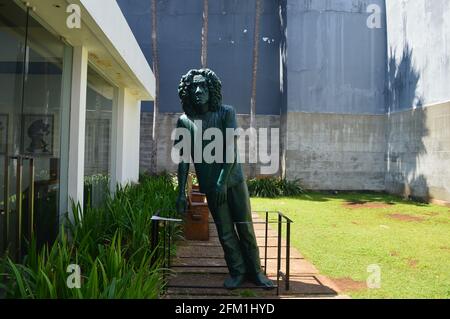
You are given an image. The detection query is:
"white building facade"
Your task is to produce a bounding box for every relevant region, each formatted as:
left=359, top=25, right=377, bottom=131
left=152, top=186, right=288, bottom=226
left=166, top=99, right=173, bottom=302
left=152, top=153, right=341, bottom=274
left=0, top=0, right=155, bottom=255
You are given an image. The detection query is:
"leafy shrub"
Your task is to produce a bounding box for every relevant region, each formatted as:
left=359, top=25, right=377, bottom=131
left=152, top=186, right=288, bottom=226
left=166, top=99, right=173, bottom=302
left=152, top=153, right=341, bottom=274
left=83, top=174, right=110, bottom=210
left=247, top=177, right=304, bottom=198
left=0, top=174, right=178, bottom=299
left=277, top=178, right=305, bottom=197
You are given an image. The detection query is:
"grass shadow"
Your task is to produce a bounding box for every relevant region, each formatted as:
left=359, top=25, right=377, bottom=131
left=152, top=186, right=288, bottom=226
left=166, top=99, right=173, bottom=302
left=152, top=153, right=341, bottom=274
left=289, top=191, right=430, bottom=207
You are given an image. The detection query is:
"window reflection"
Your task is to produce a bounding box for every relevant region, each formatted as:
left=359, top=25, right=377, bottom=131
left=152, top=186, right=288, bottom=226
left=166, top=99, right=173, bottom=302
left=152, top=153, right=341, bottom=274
left=0, top=0, right=72, bottom=253
left=84, top=67, right=114, bottom=209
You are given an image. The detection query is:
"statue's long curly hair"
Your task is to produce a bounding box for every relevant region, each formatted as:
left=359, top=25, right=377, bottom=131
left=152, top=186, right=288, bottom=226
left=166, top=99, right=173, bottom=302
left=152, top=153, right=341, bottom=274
left=178, top=69, right=222, bottom=116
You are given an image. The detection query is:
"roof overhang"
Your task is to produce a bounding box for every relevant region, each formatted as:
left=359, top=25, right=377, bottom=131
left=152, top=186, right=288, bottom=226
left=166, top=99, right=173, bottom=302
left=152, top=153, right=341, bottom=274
left=24, top=0, right=155, bottom=101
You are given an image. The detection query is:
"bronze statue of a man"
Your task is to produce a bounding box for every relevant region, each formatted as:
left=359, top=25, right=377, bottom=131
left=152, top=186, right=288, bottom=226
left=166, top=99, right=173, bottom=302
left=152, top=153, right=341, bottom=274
left=175, top=68, right=274, bottom=290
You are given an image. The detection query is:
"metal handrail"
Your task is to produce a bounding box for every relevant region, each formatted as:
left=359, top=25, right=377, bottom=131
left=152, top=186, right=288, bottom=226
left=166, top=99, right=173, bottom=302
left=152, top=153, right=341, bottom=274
left=150, top=210, right=293, bottom=296
left=2, top=155, right=35, bottom=260
left=253, top=210, right=294, bottom=223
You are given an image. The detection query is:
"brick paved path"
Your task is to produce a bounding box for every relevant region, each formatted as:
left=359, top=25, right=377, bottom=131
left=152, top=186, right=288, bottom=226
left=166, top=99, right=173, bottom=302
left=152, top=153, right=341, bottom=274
left=163, top=213, right=348, bottom=299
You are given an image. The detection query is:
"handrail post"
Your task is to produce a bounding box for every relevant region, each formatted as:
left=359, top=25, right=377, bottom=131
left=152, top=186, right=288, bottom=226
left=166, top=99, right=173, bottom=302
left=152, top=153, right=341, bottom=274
left=168, top=222, right=171, bottom=269
left=2, top=154, right=9, bottom=256
left=163, top=220, right=167, bottom=269
left=163, top=220, right=168, bottom=286
left=151, top=214, right=182, bottom=295
left=277, top=213, right=282, bottom=296
left=150, top=217, right=159, bottom=266
left=286, top=220, right=291, bottom=291
left=264, top=211, right=268, bottom=275
left=27, top=157, right=35, bottom=242
left=16, top=156, right=23, bottom=260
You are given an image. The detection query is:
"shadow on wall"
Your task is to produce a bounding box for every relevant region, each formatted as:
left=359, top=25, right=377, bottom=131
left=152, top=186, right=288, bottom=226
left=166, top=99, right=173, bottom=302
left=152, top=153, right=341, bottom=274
left=386, top=44, right=430, bottom=202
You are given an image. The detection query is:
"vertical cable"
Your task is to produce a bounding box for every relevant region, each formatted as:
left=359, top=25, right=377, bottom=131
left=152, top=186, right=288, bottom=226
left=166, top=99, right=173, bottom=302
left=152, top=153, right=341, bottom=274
left=19, top=7, right=30, bottom=155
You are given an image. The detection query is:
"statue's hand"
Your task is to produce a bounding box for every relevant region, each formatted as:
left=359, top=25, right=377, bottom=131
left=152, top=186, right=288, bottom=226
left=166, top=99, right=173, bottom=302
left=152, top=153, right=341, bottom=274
left=215, top=183, right=227, bottom=208
left=176, top=195, right=188, bottom=216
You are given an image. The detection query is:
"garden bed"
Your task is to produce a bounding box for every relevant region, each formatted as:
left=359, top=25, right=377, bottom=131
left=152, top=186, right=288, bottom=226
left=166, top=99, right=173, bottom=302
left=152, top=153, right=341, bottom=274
left=0, top=174, right=178, bottom=299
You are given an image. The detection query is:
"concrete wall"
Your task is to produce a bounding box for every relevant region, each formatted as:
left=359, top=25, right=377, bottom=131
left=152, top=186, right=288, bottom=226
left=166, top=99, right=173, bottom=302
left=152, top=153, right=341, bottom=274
left=134, top=0, right=450, bottom=203
left=286, top=0, right=387, bottom=115
left=140, top=112, right=280, bottom=178
left=282, top=0, right=388, bottom=190
left=141, top=111, right=388, bottom=192
left=136, top=0, right=390, bottom=190
left=285, top=112, right=386, bottom=190
left=386, top=102, right=450, bottom=202
left=139, top=111, right=155, bottom=173
left=385, top=0, right=450, bottom=202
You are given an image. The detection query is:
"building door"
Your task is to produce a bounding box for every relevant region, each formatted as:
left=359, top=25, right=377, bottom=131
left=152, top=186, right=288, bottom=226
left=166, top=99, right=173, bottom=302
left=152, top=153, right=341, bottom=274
left=0, top=1, right=72, bottom=259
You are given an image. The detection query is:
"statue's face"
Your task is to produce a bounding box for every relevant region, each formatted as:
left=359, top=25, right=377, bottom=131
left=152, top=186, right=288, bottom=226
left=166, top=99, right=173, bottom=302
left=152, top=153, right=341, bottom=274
left=191, top=75, right=210, bottom=113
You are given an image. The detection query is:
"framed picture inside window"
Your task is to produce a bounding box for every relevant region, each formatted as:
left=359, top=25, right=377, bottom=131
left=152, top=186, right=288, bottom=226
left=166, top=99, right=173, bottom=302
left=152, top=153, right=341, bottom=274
left=0, top=114, right=8, bottom=154
left=22, top=114, right=54, bottom=156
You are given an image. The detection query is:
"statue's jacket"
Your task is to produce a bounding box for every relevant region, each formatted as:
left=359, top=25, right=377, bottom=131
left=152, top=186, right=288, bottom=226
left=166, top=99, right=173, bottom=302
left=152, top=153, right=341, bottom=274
left=175, top=104, right=245, bottom=194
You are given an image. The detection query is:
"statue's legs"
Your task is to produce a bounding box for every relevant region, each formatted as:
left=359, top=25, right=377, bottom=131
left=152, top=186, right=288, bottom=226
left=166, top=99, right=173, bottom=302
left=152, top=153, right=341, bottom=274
left=206, top=182, right=261, bottom=277
left=226, top=182, right=262, bottom=275
left=206, top=192, right=247, bottom=277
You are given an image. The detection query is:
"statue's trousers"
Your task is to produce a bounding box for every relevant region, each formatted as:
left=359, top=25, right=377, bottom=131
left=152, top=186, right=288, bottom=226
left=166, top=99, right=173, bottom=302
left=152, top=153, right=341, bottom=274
left=206, top=182, right=262, bottom=276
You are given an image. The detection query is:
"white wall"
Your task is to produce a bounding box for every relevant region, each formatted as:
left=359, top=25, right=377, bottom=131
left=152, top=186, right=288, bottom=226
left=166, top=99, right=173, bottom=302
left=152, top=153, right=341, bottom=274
left=68, top=46, right=88, bottom=211
left=386, top=0, right=450, bottom=111
left=123, top=90, right=141, bottom=183
left=80, top=0, right=155, bottom=99
left=385, top=0, right=450, bottom=203
left=112, top=87, right=141, bottom=187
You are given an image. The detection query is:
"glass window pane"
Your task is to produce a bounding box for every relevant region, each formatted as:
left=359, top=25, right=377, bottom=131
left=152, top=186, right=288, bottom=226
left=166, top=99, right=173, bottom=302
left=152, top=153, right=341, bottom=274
left=21, top=9, right=71, bottom=247
left=84, top=67, right=114, bottom=209
left=1, top=1, right=73, bottom=254
left=0, top=0, right=27, bottom=254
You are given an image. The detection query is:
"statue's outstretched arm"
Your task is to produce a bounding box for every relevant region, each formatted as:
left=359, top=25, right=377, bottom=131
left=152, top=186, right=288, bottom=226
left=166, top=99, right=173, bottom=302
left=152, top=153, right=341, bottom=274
left=215, top=107, right=239, bottom=207
left=178, top=162, right=190, bottom=197
left=175, top=118, right=190, bottom=215
left=217, top=135, right=237, bottom=187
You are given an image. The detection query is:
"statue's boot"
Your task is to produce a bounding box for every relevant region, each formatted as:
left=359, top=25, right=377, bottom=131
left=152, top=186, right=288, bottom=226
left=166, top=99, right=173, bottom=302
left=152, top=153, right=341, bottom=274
left=248, top=272, right=275, bottom=290
left=223, top=275, right=246, bottom=290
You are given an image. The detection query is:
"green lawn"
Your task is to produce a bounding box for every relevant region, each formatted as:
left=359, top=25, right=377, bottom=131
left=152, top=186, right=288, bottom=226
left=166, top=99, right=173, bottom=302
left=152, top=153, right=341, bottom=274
left=251, top=192, right=450, bottom=299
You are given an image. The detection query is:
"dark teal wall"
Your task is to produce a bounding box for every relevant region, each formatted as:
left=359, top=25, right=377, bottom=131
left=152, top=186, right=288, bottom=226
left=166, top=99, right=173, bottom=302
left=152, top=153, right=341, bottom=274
left=118, top=0, right=391, bottom=116
left=117, top=0, right=282, bottom=115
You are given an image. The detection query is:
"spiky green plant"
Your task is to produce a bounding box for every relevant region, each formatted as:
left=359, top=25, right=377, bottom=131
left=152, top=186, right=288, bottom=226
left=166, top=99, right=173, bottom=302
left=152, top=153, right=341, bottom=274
left=0, top=174, right=177, bottom=299
left=247, top=177, right=304, bottom=198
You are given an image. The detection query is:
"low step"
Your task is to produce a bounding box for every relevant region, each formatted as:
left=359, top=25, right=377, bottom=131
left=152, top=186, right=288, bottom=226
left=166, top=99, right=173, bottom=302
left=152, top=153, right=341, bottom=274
left=190, top=191, right=206, bottom=203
